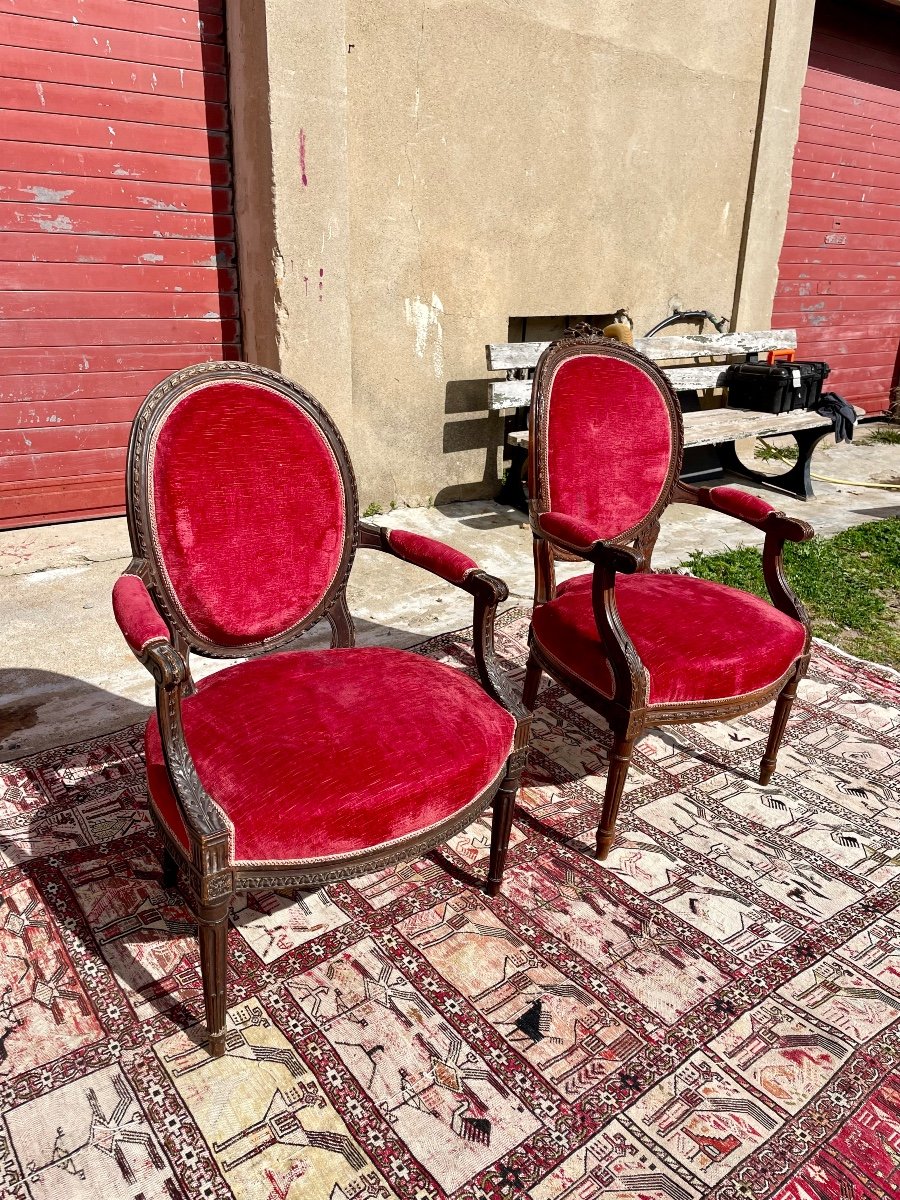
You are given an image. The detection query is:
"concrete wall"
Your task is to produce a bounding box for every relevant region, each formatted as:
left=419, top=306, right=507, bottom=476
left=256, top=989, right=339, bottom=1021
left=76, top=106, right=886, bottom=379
left=227, top=0, right=814, bottom=508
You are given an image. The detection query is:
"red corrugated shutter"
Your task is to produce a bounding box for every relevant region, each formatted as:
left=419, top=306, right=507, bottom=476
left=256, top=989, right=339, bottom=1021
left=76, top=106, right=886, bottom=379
left=0, top=0, right=240, bottom=529
left=773, top=1, right=900, bottom=414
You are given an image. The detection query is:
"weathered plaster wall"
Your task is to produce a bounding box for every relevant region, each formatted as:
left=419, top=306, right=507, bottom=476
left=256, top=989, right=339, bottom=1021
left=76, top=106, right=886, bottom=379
left=227, top=0, right=813, bottom=506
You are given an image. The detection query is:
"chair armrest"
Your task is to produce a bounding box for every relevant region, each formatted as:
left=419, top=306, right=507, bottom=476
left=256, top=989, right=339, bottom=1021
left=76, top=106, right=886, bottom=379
left=384, top=527, right=479, bottom=585
left=358, top=521, right=508, bottom=601
left=536, top=512, right=644, bottom=573
left=358, top=521, right=527, bottom=723
left=112, top=573, right=170, bottom=654
left=675, top=483, right=813, bottom=542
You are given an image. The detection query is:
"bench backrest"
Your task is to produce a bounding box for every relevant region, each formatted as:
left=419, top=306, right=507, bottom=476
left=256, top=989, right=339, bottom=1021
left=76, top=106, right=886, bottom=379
left=487, top=329, right=798, bottom=409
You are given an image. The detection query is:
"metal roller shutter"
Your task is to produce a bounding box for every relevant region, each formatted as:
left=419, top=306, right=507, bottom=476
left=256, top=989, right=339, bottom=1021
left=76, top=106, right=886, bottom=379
left=0, top=0, right=240, bottom=529
left=773, top=0, right=900, bottom=415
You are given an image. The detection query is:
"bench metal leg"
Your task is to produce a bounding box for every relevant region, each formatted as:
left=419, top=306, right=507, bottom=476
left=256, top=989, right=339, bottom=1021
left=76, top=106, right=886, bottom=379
left=497, top=444, right=529, bottom=512
left=716, top=426, right=832, bottom=501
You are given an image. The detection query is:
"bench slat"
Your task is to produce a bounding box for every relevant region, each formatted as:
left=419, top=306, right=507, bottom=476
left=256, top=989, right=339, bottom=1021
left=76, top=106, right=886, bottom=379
left=505, top=405, right=861, bottom=452
left=487, top=329, right=798, bottom=371
left=491, top=363, right=729, bottom=409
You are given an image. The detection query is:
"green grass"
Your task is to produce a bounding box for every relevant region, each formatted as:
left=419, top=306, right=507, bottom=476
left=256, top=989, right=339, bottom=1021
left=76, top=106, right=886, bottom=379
left=683, top=517, right=900, bottom=669
left=754, top=439, right=798, bottom=462
left=862, top=426, right=900, bottom=446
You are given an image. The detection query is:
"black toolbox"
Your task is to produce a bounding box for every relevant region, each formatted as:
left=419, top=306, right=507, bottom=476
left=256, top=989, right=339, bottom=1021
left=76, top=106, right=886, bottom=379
left=724, top=360, right=831, bottom=414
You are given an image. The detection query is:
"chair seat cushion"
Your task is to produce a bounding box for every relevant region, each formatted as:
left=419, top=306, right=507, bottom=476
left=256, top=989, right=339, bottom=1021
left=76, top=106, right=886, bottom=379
left=532, top=572, right=807, bottom=706
left=145, top=647, right=515, bottom=864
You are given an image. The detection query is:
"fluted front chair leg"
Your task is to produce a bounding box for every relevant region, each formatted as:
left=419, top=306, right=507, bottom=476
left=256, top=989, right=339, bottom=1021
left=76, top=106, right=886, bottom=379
left=486, top=761, right=522, bottom=897
left=522, top=651, right=543, bottom=712
left=760, top=671, right=801, bottom=785
left=198, top=902, right=230, bottom=1057
left=596, top=732, right=635, bottom=861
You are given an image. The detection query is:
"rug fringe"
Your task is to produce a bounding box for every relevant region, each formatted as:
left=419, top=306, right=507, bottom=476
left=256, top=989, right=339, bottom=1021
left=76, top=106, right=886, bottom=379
left=813, top=635, right=900, bottom=684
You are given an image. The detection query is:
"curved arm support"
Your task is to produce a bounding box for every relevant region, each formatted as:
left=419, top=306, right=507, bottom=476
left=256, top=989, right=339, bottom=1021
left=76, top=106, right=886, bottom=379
left=114, top=567, right=229, bottom=848
left=672, top=482, right=813, bottom=628
left=470, top=577, right=529, bottom=724
left=147, top=647, right=230, bottom=845
left=530, top=515, right=647, bottom=709
left=358, top=521, right=526, bottom=721
left=591, top=565, right=649, bottom=712
left=762, top=534, right=812, bottom=630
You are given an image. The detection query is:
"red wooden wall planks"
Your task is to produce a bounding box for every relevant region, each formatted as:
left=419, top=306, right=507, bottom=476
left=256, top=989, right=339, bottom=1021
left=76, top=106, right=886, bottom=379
left=0, top=0, right=240, bottom=529
left=773, top=0, right=900, bottom=415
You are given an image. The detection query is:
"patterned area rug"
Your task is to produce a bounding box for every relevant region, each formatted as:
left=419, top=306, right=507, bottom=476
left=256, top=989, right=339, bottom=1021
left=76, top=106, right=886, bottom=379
left=2, top=608, right=900, bottom=1200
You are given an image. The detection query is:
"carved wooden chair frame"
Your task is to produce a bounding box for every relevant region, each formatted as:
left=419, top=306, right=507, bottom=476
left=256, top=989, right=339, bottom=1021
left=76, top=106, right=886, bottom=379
left=522, top=333, right=813, bottom=859
left=119, top=360, right=531, bottom=1055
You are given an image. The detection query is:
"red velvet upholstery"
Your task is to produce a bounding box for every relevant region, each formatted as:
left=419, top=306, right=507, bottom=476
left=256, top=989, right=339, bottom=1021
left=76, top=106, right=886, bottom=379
left=145, top=647, right=515, bottom=862
left=544, top=354, right=673, bottom=539
left=704, top=486, right=777, bottom=526
left=112, top=574, right=169, bottom=652
left=150, top=380, right=346, bottom=646
left=386, top=528, right=478, bottom=585
left=532, top=572, right=806, bottom=704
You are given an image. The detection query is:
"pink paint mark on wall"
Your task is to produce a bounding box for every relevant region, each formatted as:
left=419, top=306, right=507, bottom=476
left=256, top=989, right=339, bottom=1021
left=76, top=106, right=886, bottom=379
left=319, top=267, right=324, bottom=302
left=299, top=129, right=309, bottom=187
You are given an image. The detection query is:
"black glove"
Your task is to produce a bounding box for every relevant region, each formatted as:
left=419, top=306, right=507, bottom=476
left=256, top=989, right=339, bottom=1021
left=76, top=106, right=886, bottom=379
left=816, top=392, right=857, bottom=444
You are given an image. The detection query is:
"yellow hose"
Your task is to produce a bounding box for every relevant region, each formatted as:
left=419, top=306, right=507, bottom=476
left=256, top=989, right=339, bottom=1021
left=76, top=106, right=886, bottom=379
left=756, top=437, right=900, bottom=491
left=810, top=473, right=900, bottom=490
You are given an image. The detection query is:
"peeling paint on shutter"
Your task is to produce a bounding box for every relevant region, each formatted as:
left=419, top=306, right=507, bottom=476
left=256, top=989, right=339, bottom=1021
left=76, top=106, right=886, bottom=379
left=0, top=0, right=240, bottom=529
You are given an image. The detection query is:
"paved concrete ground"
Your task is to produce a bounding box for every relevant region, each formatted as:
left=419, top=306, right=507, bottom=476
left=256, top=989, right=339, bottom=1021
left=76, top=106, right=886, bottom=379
left=1, top=427, right=897, bottom=759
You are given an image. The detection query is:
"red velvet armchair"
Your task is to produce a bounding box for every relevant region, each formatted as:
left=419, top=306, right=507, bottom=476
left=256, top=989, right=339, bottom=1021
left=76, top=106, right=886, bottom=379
left=522, top=332, right=813, bottom=859
left=112, top=361, right=530, bottom=1056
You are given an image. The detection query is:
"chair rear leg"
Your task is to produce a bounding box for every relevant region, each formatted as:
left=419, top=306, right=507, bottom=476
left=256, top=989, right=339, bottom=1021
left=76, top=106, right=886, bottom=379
left=198, top=901, right=230, bottom=1057
left=522, top=650, right=542, bottom=712
left=760, top=673, right=801, bottom=785
left=486, top=759, right=523, bottom=897
left=596, top=732, right=635, bottom=861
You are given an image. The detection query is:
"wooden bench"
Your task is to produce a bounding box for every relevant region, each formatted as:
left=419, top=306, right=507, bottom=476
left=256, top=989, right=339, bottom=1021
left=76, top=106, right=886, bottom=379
left=487, top=328, right=851, bottom=504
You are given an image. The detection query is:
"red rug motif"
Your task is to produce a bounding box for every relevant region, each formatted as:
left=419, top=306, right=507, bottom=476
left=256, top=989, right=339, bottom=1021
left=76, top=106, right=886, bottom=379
left=1, top=608, right=900, bottom=1200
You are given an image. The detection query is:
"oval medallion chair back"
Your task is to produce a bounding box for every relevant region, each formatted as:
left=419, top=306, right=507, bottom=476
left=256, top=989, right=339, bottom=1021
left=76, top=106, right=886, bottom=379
left=130, top=365, right=356, bottom=654
left=523, top=332, right=813, bottom=861
left=113, top=361, right=530, bottom=1057
left=530, top=338, right=684, bottom=551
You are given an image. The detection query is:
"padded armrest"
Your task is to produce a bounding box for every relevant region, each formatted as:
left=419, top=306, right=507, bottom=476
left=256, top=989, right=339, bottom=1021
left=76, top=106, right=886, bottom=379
left=698, top=486, right=813, bottom=542
left=113, top=574, right=169, bottom=654
left=383, top=528, right=479, bottom=586
left=536, top=512, right=643, bottom=574
left=703, top=486, right=776, bottom=525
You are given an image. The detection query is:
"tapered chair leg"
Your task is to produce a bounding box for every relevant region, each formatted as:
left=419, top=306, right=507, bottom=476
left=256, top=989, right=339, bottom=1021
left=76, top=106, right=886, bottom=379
left=596, top=732, right=636, bottom=861
left=161, top=847, right=179, bottom=890
left=486, top=763, right=522, bottom=897
left=198, top=902, right=230, bottom=1057
left=760, top=672, right=801, bottom=785
left=522, top=651, right=543, bottom=712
